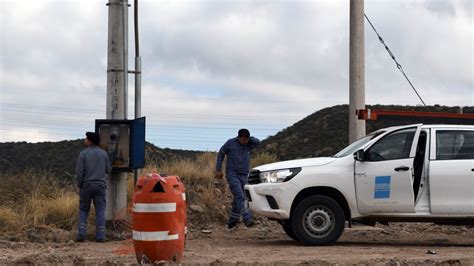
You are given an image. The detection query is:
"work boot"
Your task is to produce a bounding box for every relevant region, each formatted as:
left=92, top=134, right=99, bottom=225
left=76, top=236, right=85, bottom=242
left=227, top=222, right=237, bottom=229
left=244, top=219, right=255, bottom=228
left=96, top=238, right=107, bottom=243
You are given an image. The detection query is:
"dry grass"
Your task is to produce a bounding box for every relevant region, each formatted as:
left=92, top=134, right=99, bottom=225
left=251, top=151, right=278, bottom=168
left=41, top=191, right=79, bottom=229
left=0, top=207, right=19, bottom=232
left=141, top=152, right=225, bottom=223
left=141, top=151, right=279, bottom=225
left=0, top=191, right=78, bottom=232
left=147, top=151, right=277, bottom=180
left=0, top=151, right=279, bottom=233
left=0, top=172, right=79, bottom=233
left=150, top=152, right=216, bottom=180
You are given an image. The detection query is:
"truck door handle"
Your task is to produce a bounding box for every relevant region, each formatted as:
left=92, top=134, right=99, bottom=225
left=394, top=166, right=410, bottom=172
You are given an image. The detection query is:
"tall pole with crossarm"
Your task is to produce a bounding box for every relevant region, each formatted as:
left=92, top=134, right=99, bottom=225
left=105, top=0, right=129, bottom=222
left=349, top=0, right=366, bottom=143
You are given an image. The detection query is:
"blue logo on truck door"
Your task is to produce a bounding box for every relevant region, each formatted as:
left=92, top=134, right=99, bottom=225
left=374, top=176, right=391, bottom=199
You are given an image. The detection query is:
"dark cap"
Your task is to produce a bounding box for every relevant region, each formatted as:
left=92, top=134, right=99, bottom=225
left=238, top=128, right=250, bottom=138
left=86, top=132, right=100, bottom=145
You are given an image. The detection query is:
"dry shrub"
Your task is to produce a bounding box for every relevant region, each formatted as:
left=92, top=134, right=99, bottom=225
left=20, top=193, right=49, bottom=227
left=140, top=152, right=228, bottom=224
left=0, top=151, right=280, bottom=234
left=0, top=172, right=79, bottom=233
left=2, top=191, right=79, bottom=232
left=195, top=180, right=229, bottom=223
left=151, top=152, right=216, bottom=180
left=140, top=151, right=278, bottom=225
left=251, top=151, right=278, bottom=168
left=42, top=191, right=78, bottom=230
left=0, top=207, right=20, bottom=231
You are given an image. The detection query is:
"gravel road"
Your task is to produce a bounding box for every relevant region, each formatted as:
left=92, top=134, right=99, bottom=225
left=1, top=223, right=473, bottom=265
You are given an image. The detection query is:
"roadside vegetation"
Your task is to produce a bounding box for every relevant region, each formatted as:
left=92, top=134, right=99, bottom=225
left=0, top=152, right=277, bottom=235
left=0, top=171, right=78, bottom=232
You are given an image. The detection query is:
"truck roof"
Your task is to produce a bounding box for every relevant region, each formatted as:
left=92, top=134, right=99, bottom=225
left=381, top=124, right=474, bottom=131
left=421, top=124, right=474, bottom=129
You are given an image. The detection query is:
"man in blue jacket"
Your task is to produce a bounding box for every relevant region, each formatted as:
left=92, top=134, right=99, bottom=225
left=216, top=129, right=260, bottom=229
left=76, top=132, right=111, bottom=242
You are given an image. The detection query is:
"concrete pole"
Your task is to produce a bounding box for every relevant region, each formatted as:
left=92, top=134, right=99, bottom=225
left=349, top=0, right=366, bottom=143
left=106, top=0, right=129, bottom=222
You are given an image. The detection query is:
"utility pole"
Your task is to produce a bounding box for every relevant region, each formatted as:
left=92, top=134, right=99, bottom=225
left=349, top=0, right=366, bottom=143
left=105, top=0, right=129, bottom=222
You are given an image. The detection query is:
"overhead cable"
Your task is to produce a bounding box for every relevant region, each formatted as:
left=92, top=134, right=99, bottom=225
left=364, top=13, right=427, bottom=107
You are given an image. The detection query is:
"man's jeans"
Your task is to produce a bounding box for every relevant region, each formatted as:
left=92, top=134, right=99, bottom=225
left=227, top=173, right=252, bottom=224
left=78, top=183, right=106, bottom=240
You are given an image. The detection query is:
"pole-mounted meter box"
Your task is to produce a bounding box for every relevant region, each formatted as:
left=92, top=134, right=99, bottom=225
left=95, top=117, right=146, bottom=172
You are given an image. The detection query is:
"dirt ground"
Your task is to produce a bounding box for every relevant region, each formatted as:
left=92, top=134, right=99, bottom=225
left=1, top=222, right=473, bottom=265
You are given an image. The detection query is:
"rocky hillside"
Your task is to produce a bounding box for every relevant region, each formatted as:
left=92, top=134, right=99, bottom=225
left=258, top=104, right=473, bottom=160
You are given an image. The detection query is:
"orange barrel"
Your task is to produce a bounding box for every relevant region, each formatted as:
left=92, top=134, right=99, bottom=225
left=132, top=173, right=186, bottom=263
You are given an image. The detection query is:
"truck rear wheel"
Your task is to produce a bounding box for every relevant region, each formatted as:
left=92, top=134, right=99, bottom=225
left=292, top=195, right=345, bottom=245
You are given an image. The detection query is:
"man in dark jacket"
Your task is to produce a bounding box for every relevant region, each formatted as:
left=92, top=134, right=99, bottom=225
left=216, top=129, right=260, bottom=229
left=76, top=132, right=111, bottom=242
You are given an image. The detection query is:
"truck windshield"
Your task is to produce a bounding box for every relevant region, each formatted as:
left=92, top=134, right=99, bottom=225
left=333, top=131, right=385, bottom=158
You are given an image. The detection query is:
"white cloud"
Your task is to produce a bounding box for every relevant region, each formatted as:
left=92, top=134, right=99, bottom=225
left=1, top=0, right=472, bottom=150
left=0, top=126, right=68, bottom=143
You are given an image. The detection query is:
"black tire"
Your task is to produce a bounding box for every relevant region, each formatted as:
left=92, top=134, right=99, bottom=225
left=281, top=220, right=298, bottom=241
left=291, top=195, right=345, bottom=245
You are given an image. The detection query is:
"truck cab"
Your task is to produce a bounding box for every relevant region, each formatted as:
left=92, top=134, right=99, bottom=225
left=244, top=124, right=474, bottom=245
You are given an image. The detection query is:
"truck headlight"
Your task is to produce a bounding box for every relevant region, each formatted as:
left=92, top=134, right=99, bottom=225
left=259, top=168, right=301, bottom=183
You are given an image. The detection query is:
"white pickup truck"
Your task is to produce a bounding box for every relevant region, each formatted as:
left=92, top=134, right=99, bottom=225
left=245, top=124, right=474, bottom=245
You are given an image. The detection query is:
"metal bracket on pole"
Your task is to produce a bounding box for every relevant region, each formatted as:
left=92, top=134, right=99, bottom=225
left=107, top=69, right=125, bottom=73
left=122, top=0, right=128, bottom=120
left=133, top=0, right=142, bottom=185
left=106, top=2, right=131, bottom=7
left=127, top=70, right=142, bottom=74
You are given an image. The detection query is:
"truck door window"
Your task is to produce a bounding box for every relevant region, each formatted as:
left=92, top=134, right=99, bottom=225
left=334, top=131, right=384, bottom=158
left=366, top=128, right=416, bottom=161
left=413, top=131, right=427, bottom=200
left=436, top=130, right=474, bottom=160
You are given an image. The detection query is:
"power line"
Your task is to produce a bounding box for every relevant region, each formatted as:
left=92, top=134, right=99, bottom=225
left=0, top=113, right=290, bottom=129
left=1, top=117, right=282, bottom=131
left=0, top=130, right=231, bottom=147
left=1, top=103, right=305, bottom=120
left=364, top=13, right=427, bottom=107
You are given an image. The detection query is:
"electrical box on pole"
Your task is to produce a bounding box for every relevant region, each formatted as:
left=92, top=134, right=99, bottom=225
left=95, top=117, right=146, bottom=171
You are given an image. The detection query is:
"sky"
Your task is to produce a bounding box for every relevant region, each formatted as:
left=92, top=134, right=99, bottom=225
left=0, top=0, right=473, bottom=151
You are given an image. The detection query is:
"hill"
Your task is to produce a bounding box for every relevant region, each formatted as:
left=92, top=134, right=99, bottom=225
left=258, top=104, right=474, bottom=160
left=0, top=140, right=200, bottom=180
left=1, top=104, right=472, bottom=177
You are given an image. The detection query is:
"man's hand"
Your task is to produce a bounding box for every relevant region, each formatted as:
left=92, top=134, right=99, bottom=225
left=215, top=171, right=224, bottom=179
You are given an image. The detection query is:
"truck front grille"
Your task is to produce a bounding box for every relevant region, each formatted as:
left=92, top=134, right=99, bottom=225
left=247, top=170, right=261, bottom=184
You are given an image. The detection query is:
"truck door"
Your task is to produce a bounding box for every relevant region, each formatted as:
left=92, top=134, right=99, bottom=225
left=355, top=125, right=421, bottom=214
left=429, top=129, right=474, bottom=214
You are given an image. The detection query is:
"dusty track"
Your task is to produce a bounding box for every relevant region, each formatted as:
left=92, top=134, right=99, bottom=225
left=1, top=223, right=473, bottom=265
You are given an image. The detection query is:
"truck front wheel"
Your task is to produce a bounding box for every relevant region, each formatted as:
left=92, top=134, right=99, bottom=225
left=281, top=220, right=298, bottom=241
left=292, top=195, right=345, bottom=245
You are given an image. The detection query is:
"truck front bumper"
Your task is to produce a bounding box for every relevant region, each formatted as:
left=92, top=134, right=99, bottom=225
left=244, top=181, right=299, bottom=220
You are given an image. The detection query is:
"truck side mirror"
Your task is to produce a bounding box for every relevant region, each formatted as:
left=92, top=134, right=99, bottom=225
left=354, top=149, right=365, bottom=162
